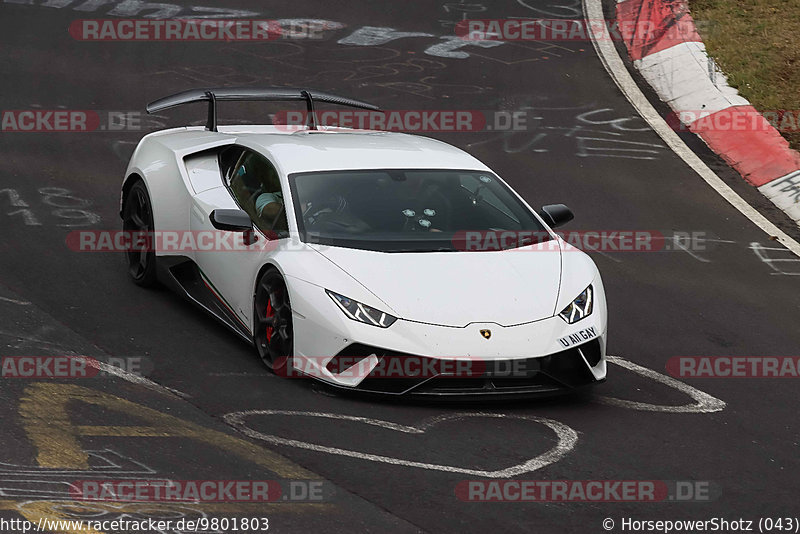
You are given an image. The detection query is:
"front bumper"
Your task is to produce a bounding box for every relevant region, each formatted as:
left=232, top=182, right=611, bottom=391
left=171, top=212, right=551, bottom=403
left=322, top=338, right=606, bottom=398
left=290, top=276, right=607, bottom=397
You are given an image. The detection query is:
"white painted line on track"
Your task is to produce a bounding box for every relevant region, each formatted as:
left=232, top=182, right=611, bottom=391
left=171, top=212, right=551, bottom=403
left=598, top=356, right=726, bottom=413
left=0, top=295, right=32, bottom=305
left=583, top=0, right=800, bottom=257
left=81, top=356, right=191, bottom=399
left=223, top=411, right=578, bottom=478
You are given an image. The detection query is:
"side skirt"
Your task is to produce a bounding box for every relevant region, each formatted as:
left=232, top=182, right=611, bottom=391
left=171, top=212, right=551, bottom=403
left=156, top=256, right=254, bottom=344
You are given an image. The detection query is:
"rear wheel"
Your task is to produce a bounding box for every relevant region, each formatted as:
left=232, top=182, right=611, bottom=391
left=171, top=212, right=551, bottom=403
left=254, top=269, right=293, bottom=372
left=121, top=180, right=157, bottom=287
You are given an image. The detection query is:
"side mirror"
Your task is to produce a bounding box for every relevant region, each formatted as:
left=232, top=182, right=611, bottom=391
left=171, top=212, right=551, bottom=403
left=538, top=204, right=574, bottom=228
left=210, top=209, right=253, bottom=232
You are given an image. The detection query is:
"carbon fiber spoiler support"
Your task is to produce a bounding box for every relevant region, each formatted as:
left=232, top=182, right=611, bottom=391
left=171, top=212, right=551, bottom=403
left=146, top=87, right=381, bottom=132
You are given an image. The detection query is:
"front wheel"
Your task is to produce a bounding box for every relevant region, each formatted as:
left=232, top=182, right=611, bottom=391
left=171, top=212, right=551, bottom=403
left=254, top=268, right=293, bottom=372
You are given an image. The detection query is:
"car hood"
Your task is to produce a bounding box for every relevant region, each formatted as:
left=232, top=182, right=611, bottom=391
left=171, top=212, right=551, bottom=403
left=310, top=242, right=563, bottom=327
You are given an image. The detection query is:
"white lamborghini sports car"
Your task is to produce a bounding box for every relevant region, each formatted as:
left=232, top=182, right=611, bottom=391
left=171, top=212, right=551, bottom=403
left=121, top=88, right=607, bottom=398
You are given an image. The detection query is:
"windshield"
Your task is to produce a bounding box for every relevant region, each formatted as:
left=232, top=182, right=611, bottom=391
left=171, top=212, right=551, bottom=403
left=289, top=169, right=551, bottom=252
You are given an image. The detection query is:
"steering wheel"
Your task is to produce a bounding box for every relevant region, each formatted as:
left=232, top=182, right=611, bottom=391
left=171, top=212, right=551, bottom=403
left=304, top=195, right=348, bottom=226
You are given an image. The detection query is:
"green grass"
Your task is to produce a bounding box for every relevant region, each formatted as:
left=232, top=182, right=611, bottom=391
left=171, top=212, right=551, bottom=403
left=690, top=0, right=800, bottom=150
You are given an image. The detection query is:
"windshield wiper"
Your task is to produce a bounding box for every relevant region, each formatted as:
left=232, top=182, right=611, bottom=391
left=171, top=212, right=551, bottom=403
left=385, top=247, right=457, bottom=253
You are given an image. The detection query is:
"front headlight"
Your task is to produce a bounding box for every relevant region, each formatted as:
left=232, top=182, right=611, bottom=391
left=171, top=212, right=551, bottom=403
left=559, top=285, right=593, bottom=324
left=326, top=290, right=397, bottom=328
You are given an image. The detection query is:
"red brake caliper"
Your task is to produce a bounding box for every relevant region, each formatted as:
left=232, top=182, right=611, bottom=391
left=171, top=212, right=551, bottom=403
left=265, top=299, right=274, bottom=343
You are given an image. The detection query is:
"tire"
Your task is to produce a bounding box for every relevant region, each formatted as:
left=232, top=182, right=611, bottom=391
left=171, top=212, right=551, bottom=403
left=254, top=268, right=293, bottom=372
left=121, top=180, right=157, bottom=287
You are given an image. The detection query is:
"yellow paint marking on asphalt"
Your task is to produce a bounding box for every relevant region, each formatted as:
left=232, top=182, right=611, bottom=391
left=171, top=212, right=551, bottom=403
left=19, top=383, right=314, bottom=478
left=18, top=384, right=89, bottom=469
left=76, top=426, right=175, bottom=437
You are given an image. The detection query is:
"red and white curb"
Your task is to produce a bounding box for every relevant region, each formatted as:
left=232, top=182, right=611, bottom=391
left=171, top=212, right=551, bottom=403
left=616, top=0, right=800, bottom=225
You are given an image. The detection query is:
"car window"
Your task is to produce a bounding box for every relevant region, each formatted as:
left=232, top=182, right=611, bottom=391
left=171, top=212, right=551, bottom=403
left=226, top=149, right=288, bottom=237
left=459, top=174, right=519, bottom=224
left=219, top=146, right=245, bottom=182
left=289, top=169, right=549, bottom=252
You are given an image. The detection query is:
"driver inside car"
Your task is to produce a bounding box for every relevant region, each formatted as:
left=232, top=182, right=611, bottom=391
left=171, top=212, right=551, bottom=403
left=255, top=191, right=284, bottom=221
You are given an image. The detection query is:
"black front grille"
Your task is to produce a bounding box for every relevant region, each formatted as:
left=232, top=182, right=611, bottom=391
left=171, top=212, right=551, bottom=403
left=416, top=373, right=566, bottom=395
left=537, top=346, right=597, bottom=387
left=326, top=344, right=379, bottom=374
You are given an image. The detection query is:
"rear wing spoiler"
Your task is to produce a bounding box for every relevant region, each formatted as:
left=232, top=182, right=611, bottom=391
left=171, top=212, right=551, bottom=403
left=146, top=87, right=382, bottom=132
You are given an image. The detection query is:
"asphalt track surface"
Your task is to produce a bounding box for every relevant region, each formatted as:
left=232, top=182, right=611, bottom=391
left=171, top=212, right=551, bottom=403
left=1, top=1, right=799, bottom=533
